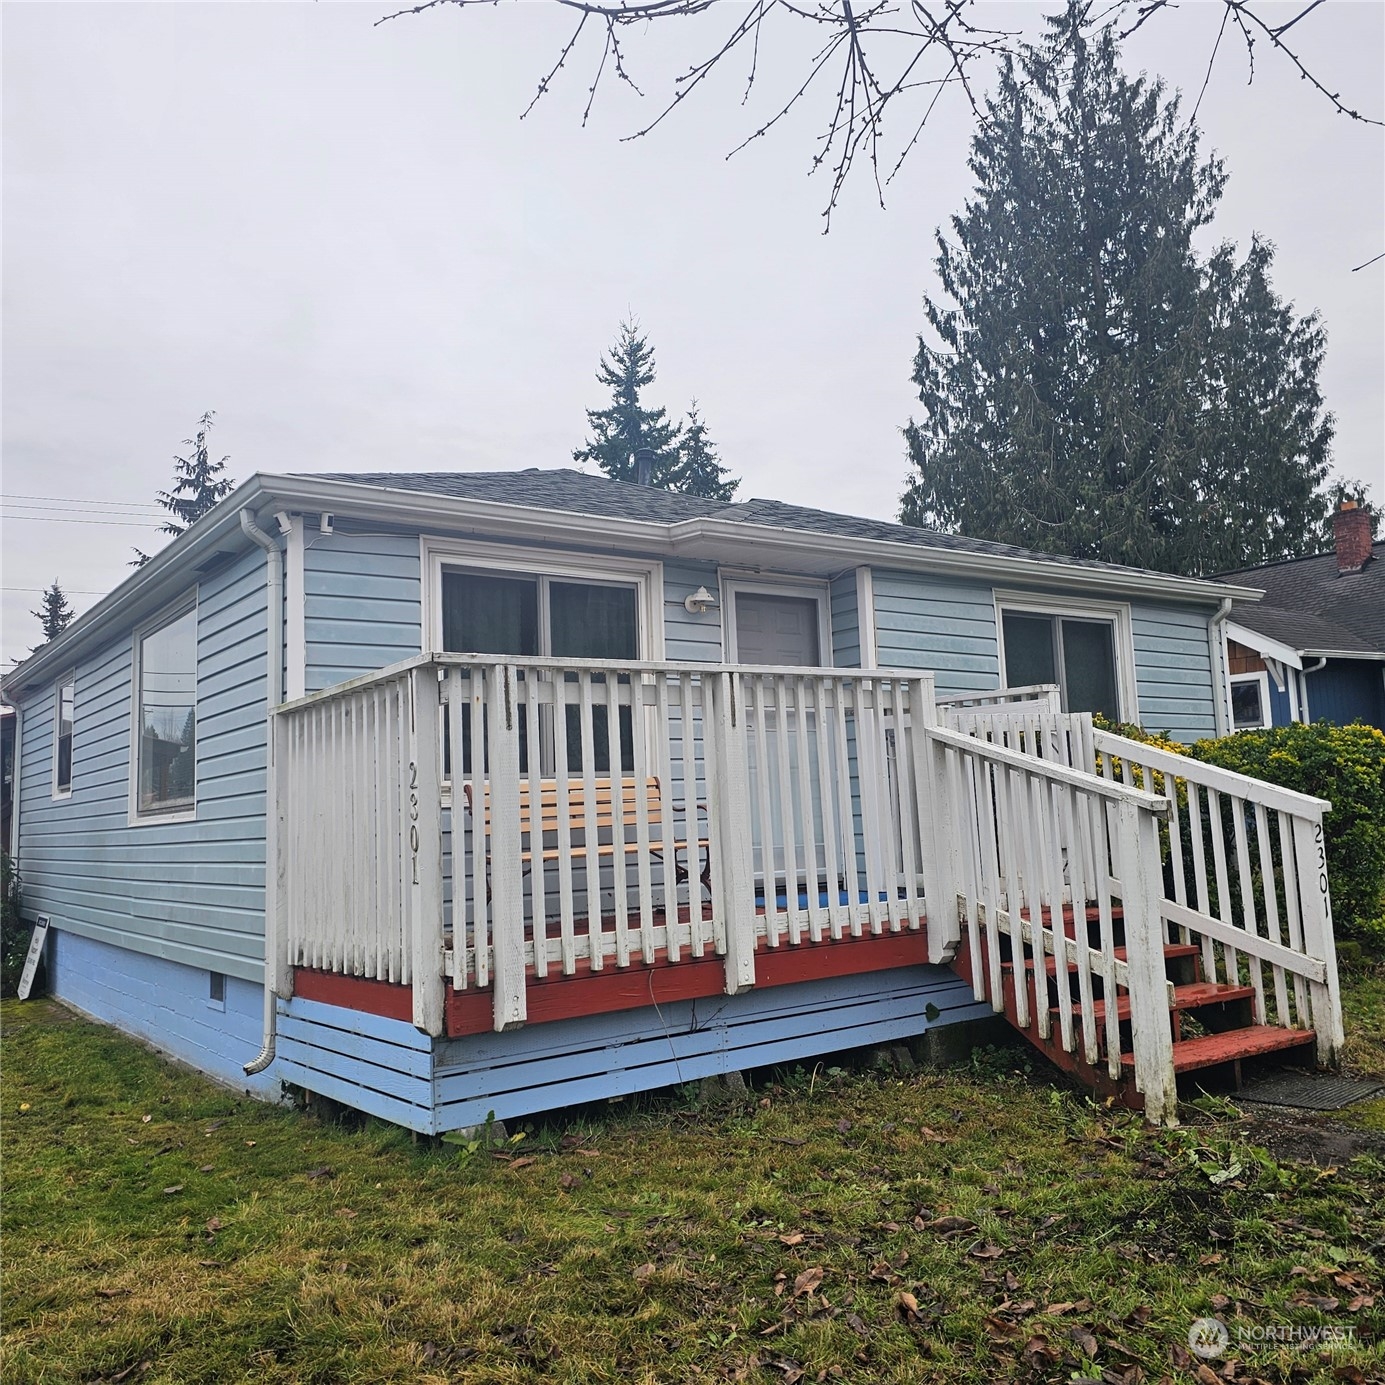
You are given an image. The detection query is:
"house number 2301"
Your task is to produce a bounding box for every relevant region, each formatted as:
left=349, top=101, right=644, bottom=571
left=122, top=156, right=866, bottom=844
left=409, top=760, right=420, bottom=885
left=1315, top=821, right=1329, bottom=902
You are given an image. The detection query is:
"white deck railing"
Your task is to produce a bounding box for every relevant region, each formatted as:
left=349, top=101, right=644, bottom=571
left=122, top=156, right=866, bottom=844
left=272, top=668, right=1343, bottom=1124
left=273, top=656, right=941, bottom=1036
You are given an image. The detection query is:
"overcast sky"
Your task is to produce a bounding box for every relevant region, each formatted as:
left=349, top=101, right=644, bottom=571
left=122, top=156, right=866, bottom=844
left=3, top=0, right=1382, bottom=669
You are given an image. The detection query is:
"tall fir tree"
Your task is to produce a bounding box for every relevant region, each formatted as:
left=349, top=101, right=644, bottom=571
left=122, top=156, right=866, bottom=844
left=672, top=401, right=738, bottom=501
left=574, top=323, right=739, bottom=499
left=132, top=411, right=235, bottom=566
left=31, top=581, right=75, bottom=643
left=900, top=4, right=1346, bottom=577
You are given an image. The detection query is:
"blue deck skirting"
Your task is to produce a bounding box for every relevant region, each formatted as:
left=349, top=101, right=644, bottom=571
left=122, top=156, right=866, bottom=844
left=279, top=964, right=989, bottom=1135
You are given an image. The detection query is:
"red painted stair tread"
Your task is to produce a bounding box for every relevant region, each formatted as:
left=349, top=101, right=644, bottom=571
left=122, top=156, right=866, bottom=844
left=1053, top=981, right=1256, bottom=1025
left=1120, top=1024, right=1316, bottom=1074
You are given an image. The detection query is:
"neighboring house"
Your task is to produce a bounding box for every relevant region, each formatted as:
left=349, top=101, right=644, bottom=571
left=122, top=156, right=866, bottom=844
left=2, top=469, right=1345, bottom=1128
left=1218, top=502, right=1385, bottom=732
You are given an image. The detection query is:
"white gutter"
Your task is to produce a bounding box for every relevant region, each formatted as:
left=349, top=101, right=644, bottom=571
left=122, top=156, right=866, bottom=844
left=250, top=474, right=1262, bottom=607
left=239, top=510, right=284, bottom=1077
left=1210, top=598, right=1233, bottom=737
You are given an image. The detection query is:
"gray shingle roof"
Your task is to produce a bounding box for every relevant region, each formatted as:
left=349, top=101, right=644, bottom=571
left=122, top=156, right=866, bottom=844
left=310, top=468, right=1182, bottom=580
left=1220, top=542, right=1385, bottom=655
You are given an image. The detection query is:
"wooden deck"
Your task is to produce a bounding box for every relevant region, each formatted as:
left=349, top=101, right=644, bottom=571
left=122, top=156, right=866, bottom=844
left=294, top=913, right=930, bottom=1038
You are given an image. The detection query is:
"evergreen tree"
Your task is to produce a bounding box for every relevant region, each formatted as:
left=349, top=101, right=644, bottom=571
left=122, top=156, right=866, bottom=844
left=574, top=324, right=740, bottom=499
left=31, top=581, right=74, bottom=643
left=672, top=401, right=738, bottom=501
left=132, top=411, right=235, bottom=566
left=573, top=322, right=683, bottom=487
left=901, top=5, right=1349, bottom=577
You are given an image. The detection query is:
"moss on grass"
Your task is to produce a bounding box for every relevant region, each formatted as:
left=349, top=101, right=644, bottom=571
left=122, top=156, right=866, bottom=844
left=3, top=998, right=1383, bottom=1383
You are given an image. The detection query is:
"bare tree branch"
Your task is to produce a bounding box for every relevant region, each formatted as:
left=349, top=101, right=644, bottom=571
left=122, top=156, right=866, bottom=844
left=377, top=0, right=1381, bottom=226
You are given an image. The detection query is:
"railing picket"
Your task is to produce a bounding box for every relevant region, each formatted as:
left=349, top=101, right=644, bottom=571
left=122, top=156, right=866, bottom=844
left=1230, top=796, right=1267, bottom=1022
left=1206, top=788, right=1239, bottom=993
left=792, top=673, right=826, bottom=943
left=774, top=674, right=806, bottom=945
left=832, top=682, right=862, bottom=937
left=750, top=675, right=781, bottom=945
left=890, top=678, right=923, bottom=933
left=469, top=667, right=490, bottom=989
left=445, top=671, right=467, bottom=988
left=814, top=676, right=846, bottom=941
left=552, top=674, right=577, bottom=975
left=524, top=669, right=548, bottom=978
left=650, top=673, right=678, bottom=962
left=1277, top=810, right=1310, bottom=1025
left=1254, top=802, right=1290, bottom=1026
left=578, top=672, right=602, bottom=970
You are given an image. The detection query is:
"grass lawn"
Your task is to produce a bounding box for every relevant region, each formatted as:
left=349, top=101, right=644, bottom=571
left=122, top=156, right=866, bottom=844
left=2, top=993, right=1383, bottom=1385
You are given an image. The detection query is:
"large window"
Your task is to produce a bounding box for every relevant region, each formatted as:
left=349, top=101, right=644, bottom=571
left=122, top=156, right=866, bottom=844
left=133, top=603, right=197, bottom=818
left=53, top=677, right=74, bottom=798
left=441, top=568, right=640, bottom=773
left=998, top=605, right=1126, bottom=721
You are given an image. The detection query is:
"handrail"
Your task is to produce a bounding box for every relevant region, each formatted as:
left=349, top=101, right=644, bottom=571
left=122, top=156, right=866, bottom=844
left=1092, top=728, right=1332, bottom=817
left=927, top=724, right=1169, bottom=813
left=935, top=683, right=1060, bottom=707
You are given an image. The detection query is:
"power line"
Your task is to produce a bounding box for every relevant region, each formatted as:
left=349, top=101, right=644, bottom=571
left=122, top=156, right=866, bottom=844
left=2, top=492, right=166, bottom=510
left=5, top=503, right=166, bottom=518
left=1, top=515, right=160, bottom=527
left=2, top=586, right=107, bottom=595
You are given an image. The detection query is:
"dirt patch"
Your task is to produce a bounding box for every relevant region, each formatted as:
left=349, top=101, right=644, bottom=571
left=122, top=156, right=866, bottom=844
left=1237, top=1105, right=1385, bottom=1166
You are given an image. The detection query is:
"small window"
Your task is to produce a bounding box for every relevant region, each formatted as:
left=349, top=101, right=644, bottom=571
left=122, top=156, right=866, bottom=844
left=1230, top=672, right=1271, bottom=730
left=134, top=603, right=197, bottom=817
left=1000, top=609, right=1120, bottom=720
left=208, top=971, right=226, bottom=1006
left=53, top=678, right=74, bottom=797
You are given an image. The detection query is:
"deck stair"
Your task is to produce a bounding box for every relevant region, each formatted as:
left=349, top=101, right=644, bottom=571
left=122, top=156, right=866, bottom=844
left=948, top=916, right=1317, bottom=1109
left=928, top=695, right=1344, bottom=1124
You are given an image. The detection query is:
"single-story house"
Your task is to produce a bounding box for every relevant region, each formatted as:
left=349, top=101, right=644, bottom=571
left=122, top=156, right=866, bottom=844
left=3, top=469, right=1345, bottom=1127
left=1218, top=502, right=1384, bottom=732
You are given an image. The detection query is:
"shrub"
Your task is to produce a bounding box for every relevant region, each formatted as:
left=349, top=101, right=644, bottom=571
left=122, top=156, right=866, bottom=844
left=1190, top=723, right=1385, bottom=946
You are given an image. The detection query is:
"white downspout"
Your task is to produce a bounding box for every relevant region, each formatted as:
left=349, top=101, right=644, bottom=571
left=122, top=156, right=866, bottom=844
left=241, top=510, right=284, bottom=1076
left=1299, top=657, right=1327, bottom=724
left=1209, top=598, right=1233, bottom=738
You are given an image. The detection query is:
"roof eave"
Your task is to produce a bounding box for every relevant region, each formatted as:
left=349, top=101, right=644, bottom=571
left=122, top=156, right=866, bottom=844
left=2, top=476, right=272, bottom=700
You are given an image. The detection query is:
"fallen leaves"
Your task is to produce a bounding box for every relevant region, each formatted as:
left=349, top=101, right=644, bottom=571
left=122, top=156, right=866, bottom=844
left=790, top=1266, right=823, bottom=1299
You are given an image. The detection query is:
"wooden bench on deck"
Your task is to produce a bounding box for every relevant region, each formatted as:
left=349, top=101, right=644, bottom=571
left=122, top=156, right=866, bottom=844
left=462, top=775, right=713, bottom=904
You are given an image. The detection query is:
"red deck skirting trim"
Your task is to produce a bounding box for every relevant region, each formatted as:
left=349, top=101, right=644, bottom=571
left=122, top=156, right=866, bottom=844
left=292, top=928, right=932, bottom=1037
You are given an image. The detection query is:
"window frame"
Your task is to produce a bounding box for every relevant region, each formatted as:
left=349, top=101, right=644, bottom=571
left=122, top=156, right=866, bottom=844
left=420, top=537, right=664, bottom=660
left=128, top=592, right=199, bottom=826
left=993, top=590, right=1138, bottom=722
left=1229, top=670, right=1273, bottom=731
left=52, top=673, right=75, bottom=800
left=720, top=573, right=833, bottom=668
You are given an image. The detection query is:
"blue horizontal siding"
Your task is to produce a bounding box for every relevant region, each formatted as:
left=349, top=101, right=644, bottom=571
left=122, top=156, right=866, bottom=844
left=15, top=546, right=270, bottom=982
left=830, top=572, right=860, bottom=667
left=303, top=531, right=422, bottom=693
left=662, top=560, right=722, bottom=662
left=871, top=570, right=999, bottom=692
left=1130, top=604, right=1217, bottom=743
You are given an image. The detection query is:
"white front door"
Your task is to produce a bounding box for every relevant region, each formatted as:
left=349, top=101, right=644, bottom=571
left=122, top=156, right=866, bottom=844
left=733, top=592, right=821, bottom=667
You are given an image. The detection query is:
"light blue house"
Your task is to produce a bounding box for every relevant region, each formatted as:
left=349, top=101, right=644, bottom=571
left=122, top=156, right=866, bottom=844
left=5, top=469, right=1344, bottom=1128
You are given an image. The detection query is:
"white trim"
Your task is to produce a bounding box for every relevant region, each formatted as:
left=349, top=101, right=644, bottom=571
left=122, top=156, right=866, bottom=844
left=1287, top=665, right=1301, bottom=722
left=720, top=573, right=832, bottom=666
left=8, top=704, right=22, bottom=863
left=51, top=672, right=75, bottom=800
left=1226, top=620, right=1304, bottom=672
left=1229, top=670, right=1273, bottom=730
left=854, top=566, right=878, bottom=667
left=993, top=589, right=1138, bottom=722
left=127, top=591, right=199, bottom=827
left=285, top=515, right=306, bottom=701
left=419, top=535, right=664, bottom=660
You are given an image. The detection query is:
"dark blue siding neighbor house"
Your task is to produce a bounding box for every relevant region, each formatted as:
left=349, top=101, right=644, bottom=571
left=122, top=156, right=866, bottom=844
left=1219, top=503, right=1385, bottom=733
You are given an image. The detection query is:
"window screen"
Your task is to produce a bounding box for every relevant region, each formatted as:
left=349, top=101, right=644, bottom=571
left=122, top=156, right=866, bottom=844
left=1001, top=608, right=1120, bottom=720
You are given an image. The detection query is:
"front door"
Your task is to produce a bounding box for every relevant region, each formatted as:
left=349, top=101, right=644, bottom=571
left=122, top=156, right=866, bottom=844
left=733, top=592, right=821, bottom=667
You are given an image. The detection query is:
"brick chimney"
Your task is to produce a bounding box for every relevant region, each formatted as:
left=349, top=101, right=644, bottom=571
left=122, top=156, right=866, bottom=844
left=1332, top=500, right=1374, bottom=574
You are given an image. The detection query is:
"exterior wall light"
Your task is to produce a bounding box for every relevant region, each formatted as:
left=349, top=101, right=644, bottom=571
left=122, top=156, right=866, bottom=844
left=684, top=586, right=719, bottom=615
